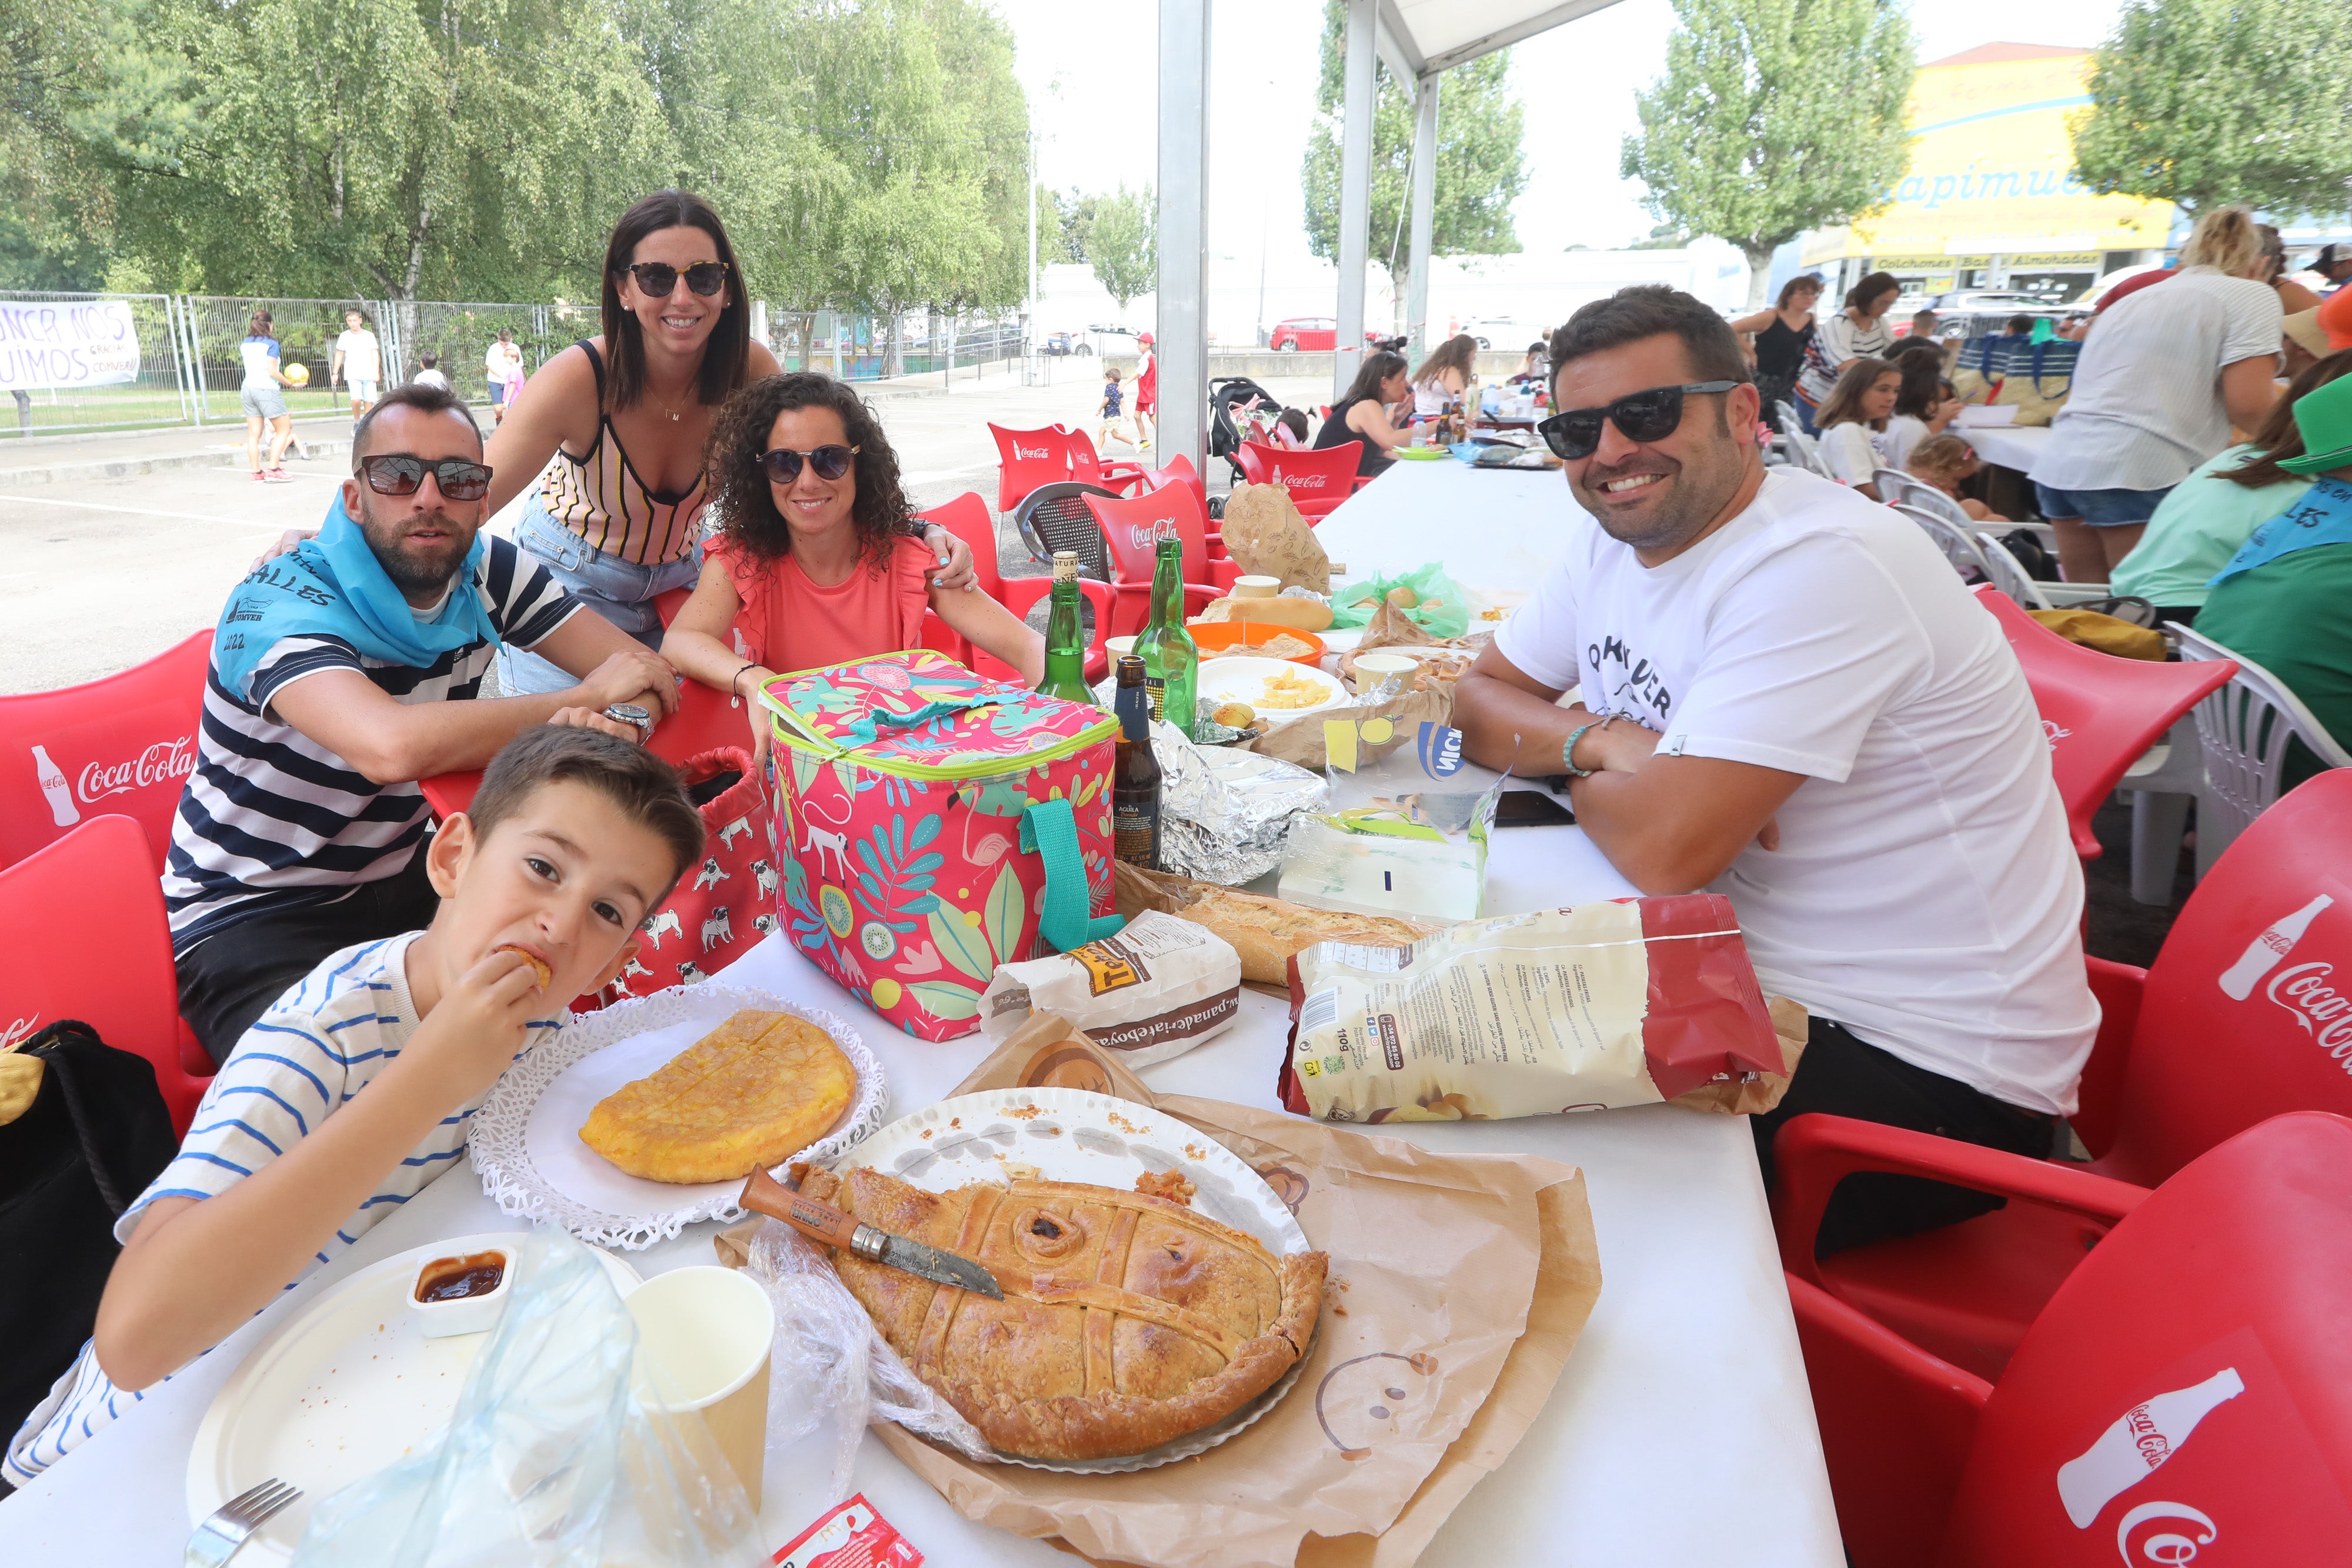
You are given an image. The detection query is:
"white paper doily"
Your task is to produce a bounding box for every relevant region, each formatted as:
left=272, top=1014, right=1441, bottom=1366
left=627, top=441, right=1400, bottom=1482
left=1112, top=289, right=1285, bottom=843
left=470, top=983, right=887, bottom=1250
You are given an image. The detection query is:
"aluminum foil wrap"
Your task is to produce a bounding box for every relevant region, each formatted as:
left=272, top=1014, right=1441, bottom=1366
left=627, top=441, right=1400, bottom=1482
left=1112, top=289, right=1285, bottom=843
left=1149, top=719, right=1328, bottom=885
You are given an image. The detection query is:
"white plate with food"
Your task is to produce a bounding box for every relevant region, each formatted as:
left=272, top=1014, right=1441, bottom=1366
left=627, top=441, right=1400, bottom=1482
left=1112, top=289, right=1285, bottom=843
left=1195, top=656, right=1349, bottom=721
left=470, top=984, right=887, bottom=1250
left=186, top=1232, right=642, bottom=1565
left=819, top=1085, right=1317, bottom=1473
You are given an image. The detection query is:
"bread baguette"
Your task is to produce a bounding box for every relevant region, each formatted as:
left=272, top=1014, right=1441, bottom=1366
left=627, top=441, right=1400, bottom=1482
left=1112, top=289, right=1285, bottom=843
left=1114, top=862, right=1441, bottom=984
left=1190, top=594, right=1334, bottom=633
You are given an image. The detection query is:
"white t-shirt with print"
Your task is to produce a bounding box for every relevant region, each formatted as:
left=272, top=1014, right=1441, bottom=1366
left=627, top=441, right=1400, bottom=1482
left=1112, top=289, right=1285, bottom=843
left=1817, top=421, right=1886, bottom=487
left=1494, top=467, right=2097, bottom=1115
left=2, top=932, right=561, bottom=1483
left=335, top=329, right=382, bottom=382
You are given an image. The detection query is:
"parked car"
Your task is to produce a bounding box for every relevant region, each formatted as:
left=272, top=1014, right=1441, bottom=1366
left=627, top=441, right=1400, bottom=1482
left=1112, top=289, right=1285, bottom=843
left=1270, top=316, right=1337, bottom=352
left=1459, top=317, right=1526, bottom=350
left=1087, top=323, right=1144, bottom=356
left=1926, top=289, right=2069, bottom=314
left=1043, top=331, right=1081, bottom=356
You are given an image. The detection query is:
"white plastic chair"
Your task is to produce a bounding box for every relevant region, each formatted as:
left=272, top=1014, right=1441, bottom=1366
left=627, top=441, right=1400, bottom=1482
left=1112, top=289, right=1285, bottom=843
left=2174, top=623, right=2352, bottom=878
left=2124, top=714, right=2203, bottom=905
left=1892, top=502, right=2054, bottom=607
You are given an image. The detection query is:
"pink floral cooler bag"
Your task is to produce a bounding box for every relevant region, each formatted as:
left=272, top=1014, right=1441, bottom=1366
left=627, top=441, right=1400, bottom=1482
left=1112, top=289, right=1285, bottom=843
left=759, top=650, right=1124, bottom=1039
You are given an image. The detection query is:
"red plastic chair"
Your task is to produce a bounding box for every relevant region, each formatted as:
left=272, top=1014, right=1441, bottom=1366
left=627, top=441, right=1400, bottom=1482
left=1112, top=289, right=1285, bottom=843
left=0, top=630, right=212, bottom=874
left=0, top=815, right=215, bottom=1132
left=1235, top=440, right=1368, bottom=521
left=1975, top=587, right=2234, bottom=860
left=916, top=492, right=1114, bottom=681
left=1081, top=480, right=1243, bottom=638
left=1061, top=425, right=1148, bottom=496
left=1132, top=454, right=1223, bottom=557
left=987, top=423, right=1073, bottom=514
left=1794, top=1110, right=2352, bottom=1568
left=1776, top=769, right=2352, bottom=1382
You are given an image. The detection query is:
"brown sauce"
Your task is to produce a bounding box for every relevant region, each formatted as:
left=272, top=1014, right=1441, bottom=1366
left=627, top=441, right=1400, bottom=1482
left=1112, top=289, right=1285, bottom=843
left=415, top=1251, right=507, bottom=1304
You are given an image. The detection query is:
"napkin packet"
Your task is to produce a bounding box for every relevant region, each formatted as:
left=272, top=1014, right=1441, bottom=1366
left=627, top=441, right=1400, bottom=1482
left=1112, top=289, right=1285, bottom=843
left=1279, top=894, right=1793, bottom=1123
left=981, top=910, right=1243, bottom=1067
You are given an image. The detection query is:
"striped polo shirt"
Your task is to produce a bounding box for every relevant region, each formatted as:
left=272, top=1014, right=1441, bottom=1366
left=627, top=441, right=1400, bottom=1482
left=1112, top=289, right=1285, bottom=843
left=2, top=932, right=563, bottom=1483
left=162, top=535, right=579, bottom=954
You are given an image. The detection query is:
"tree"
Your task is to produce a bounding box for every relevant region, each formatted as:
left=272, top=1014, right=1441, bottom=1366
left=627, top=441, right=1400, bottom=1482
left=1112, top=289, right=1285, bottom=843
left=1299, top=0, right=1527, bottom=325
left=2070, top=0, right=2352, bottom=220
left=1050, top=187, right=1098, bottom=265
left=1621, top=0, right=1917, bottom=307
left=1628, top=222, right=1692, bottom=250
left=1087, top=185, right=1154, bottom=314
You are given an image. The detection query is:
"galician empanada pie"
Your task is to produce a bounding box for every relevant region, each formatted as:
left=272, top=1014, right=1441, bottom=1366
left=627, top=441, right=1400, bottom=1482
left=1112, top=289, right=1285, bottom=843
left=796, top=1164, right=1327, bottom=1461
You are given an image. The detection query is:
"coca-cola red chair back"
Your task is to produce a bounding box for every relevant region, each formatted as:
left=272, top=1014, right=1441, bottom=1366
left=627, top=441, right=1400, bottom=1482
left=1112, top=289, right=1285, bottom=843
left=0, top=815, right=214, bottom=1132
left=1938, top=1111, right=2352, bottom=1568
left=1973, top=587, right=2235, bottom=860
left=1060, top=424, right=1146, bottom=496
left=1082, top=480, right=1241, bottom=639
left=913, top=491, right=1113, bottom=681
left=0, top=630, right=211, bottom=874
left=987, top=423, right=1071, bottom=514
left=1137, top=453, right=1210, bottom=519
left=2092, top=768, right=2352, bottom=1186
left=1238, top=440, right=1363, bottom=520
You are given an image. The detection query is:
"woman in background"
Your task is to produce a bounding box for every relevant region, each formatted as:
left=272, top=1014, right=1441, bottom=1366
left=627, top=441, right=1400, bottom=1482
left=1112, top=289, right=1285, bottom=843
left=1730, top=274, right=1822, bottom=426
left=1408, top=334, right=1479, bottom=420
left=238, top=309, right=299, bottom=483
left=1314, top=350, right=1412, bottom=477
left=1793, top=271, right=1900, bottom=434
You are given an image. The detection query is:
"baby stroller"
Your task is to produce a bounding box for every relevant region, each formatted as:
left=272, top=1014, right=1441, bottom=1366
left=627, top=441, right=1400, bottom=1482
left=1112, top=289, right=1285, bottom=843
left=1208, top=376, right=1287, bottom=486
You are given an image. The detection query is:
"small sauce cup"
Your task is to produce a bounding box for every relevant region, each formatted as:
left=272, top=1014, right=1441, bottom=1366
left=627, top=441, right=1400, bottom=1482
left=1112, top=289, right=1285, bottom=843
left=410, top=1246, right=516, bottom=1339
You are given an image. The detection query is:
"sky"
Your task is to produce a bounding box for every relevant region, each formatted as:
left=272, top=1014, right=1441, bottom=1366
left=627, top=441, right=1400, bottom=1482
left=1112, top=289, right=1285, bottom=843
left=994, top=0, right=2134, bottom=276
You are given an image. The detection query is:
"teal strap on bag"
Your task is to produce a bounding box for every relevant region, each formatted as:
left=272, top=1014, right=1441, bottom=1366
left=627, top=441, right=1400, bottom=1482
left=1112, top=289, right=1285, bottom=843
left=1019, top=800, right=1125, bottom=952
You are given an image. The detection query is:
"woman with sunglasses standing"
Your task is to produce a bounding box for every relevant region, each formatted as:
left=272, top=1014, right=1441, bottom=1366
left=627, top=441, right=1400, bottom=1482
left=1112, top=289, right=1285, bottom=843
left=489, top=190, right=975, bottom=697
left=663, top=373, right=1043, bottom=760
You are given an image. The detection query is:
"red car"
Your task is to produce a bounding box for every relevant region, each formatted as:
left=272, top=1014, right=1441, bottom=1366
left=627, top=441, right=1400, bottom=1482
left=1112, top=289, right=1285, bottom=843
left=1267, top=318, right=1386, bottom=352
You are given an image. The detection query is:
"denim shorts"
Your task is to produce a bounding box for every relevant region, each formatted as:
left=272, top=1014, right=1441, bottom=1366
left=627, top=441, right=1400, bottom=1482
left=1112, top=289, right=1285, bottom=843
left=496, top=492, right=703, bottom=695
left=2032, top=481, right=2175, bottom=527
left=239, top=383, right=288, bottom=419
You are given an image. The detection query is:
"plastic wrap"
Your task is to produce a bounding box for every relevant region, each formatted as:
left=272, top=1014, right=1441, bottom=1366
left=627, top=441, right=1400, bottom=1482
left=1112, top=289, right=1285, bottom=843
left=741, top=1219, right=992, bottom=1503
left=1150, top=720, right=1329, bottom=885
left=290, top=1229, right=763, bottom=1568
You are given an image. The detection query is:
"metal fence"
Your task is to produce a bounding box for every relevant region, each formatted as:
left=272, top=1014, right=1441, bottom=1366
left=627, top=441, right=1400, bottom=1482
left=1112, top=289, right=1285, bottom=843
left=1, top=292, right=1026, bottom=437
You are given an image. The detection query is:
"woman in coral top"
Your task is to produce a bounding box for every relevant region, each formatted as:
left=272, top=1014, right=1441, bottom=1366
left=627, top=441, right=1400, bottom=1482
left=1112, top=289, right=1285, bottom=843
left=666, top=373, right=1044, bottom=758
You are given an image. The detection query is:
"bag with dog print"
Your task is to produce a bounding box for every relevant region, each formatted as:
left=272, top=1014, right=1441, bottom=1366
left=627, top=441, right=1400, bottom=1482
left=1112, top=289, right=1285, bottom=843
left=759, top=650, right=1123, bottom=1041
left=594, top=744, right=776, bottom=1007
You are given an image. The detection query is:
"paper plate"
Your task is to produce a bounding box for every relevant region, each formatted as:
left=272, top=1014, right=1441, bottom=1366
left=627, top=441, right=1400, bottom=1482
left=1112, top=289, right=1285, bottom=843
left=827, top=1086, right=1315, bottom=1473
left=1394, top=443, right=1449, bottom=461
left=1196, top=654, right=1348, bottom=720
left=186, top=1232, right=642, bottom=1565
left=470, top=982, right=887, bottom=1250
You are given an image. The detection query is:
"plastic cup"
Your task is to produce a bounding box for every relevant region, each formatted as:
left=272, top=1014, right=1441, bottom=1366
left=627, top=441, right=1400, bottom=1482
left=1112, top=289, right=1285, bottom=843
left=1232, top=575, right=1281, bottom=599
left=625, top=1266, right=774, bottom=1506
left=1351, top=652, right=1421, bottom=703
left=1105, top=635, right=1138, bottom=658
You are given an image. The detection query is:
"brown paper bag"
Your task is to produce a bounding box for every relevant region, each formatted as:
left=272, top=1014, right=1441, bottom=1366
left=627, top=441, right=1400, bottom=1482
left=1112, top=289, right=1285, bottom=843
left=741, top=1014, right=1600, bottom=1568
left=1220, top=482, right=1331, bottom=594
left=1244, top=688, right=1453, bottom=770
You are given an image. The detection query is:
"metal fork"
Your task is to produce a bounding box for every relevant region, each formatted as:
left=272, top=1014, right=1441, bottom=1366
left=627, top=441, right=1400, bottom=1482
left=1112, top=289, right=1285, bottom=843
left=186, top=1477, right=301, bottom=1566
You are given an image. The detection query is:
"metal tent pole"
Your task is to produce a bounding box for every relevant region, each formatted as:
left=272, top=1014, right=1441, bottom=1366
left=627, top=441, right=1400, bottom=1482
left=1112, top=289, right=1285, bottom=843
left=1156, top=0, right=1212, bottom=480
left=1406, top=72, right=1439, bottom=361
left=1334, top=0, right=1376, bottom=398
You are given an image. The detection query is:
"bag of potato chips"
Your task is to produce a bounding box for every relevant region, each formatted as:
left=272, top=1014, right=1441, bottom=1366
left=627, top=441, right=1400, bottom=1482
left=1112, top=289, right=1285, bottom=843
left=1278, top=894, right=1784, bottom=1122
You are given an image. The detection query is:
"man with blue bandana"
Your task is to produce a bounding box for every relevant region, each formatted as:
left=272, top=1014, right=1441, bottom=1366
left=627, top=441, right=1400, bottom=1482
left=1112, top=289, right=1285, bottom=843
left=163, top=381, right=681, bottom=1064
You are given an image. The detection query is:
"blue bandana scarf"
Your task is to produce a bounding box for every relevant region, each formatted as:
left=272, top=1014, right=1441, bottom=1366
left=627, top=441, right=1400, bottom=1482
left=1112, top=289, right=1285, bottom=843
left=2210, top=476, right=2352, bottom=589
left=213, top=493, right=499, bottom=699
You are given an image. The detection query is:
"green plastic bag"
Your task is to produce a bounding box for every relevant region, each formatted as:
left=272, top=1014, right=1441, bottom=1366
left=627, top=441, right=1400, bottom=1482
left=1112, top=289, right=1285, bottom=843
left=1329, top=563, right=1471, bottom=637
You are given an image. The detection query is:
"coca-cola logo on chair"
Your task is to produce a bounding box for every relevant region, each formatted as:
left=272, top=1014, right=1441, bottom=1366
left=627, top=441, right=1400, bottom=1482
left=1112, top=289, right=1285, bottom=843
left=79, top=735, right=197, bottom=802
left=2217, top=895, right=2351, bottom=1069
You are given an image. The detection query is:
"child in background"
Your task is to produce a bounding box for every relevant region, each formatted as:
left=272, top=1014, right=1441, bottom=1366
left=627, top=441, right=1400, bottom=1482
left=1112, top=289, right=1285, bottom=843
left=413, top=353, right=450, bottom=391
left=5, top=727, right=701, bottom=1484
left=1274, top=407, right=1309, bottom=449
left=1906, top=434, right=2012, bottom=522
left=1812, top=355, right=1902, bottom=498
left=1097, top=366, right=1138, bottom=451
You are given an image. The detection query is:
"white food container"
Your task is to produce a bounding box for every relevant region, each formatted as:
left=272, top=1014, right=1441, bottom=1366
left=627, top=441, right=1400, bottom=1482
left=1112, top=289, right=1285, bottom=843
left=409, top=1245, right=517, bottom=1339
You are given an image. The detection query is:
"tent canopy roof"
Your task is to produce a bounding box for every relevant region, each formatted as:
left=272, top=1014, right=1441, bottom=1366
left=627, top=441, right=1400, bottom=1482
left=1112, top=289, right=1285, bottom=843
left=1378, top=0, right=1624, bottom=81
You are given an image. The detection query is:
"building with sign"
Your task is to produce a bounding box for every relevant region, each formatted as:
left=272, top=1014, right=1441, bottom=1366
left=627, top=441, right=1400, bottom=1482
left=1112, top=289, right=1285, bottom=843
left=1786, top=43, right=2176, bottom=306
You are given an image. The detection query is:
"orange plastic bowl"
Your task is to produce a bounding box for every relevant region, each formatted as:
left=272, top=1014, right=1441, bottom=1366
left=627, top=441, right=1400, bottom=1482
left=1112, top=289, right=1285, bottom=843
left=1186, top=618, right=1327, bottom=667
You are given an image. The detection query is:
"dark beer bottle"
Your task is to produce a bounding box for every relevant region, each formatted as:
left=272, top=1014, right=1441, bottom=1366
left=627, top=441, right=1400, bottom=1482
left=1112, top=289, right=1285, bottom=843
left=1111, top=654, right=1162, bottom=869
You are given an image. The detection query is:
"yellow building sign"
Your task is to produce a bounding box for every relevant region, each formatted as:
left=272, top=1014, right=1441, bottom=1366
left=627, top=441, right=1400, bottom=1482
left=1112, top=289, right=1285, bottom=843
left=1800, top=44, right=2173, bottom=269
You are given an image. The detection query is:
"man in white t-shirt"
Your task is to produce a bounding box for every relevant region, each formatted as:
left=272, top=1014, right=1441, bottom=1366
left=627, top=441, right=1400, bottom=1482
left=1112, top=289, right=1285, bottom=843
left=1455, top=285, right=2098, bottom=1254
left=332, top=308, right=383, bottom=424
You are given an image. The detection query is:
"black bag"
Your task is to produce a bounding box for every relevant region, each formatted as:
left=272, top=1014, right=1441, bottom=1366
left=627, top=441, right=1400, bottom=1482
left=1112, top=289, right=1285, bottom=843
left=0, top=1021, right=178, bottom=1446
left=1997, top=527, right=2063, bottom=582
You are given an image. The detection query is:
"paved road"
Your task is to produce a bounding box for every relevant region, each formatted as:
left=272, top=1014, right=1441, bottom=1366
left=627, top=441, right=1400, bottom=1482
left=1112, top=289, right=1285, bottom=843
left=1, top=364, right=1329, bottom=694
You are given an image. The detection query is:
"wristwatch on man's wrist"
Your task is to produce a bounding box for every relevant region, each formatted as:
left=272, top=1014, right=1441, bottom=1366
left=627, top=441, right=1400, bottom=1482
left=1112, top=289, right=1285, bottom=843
left=603, top=702, right=652, bottom=744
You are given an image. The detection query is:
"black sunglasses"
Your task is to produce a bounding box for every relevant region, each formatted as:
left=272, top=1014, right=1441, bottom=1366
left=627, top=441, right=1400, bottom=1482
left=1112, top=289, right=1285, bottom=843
left=357, top=453, right=493, bottom=501
left=620, top=260, right=730, bottom=298
left=1536, top=380, right=1740, bottom=461
left=759, top=444, right=860, bottom=483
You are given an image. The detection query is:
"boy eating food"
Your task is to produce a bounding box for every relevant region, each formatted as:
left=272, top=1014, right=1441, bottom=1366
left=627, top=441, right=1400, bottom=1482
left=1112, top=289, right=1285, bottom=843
left=5, top=726, right=703, bottom=1483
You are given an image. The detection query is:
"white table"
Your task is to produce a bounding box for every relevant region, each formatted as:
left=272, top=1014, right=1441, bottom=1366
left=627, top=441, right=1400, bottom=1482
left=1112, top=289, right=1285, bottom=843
left=1317, top=457, right=1569, bottom=594
left=1957, top=421, right=2052, bottom=475
left=0, top=829, right=1840, bottom=1567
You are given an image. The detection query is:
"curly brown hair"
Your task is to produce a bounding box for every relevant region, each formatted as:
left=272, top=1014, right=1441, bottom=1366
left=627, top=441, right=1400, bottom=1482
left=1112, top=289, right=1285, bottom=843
left=704, top=372, right=913, bottom=571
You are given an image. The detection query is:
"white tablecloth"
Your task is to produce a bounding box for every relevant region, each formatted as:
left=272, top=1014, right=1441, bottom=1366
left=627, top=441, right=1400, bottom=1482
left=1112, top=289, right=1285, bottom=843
left=0, top=824, right=1840, bottom=1567
left=1958, top=422, right=2052, bottom=474
left=1317, top=459, right=1571, bottom=594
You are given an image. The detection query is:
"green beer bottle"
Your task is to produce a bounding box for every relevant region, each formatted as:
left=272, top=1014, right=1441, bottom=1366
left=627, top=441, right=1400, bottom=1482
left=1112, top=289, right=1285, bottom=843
left=1034, top=550, right=1096, bottom=706
left=1135, top=538, right=1198, bottom=738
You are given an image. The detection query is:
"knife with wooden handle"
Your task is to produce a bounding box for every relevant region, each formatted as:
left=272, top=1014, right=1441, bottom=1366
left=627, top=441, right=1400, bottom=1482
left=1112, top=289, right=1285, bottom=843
left=739, top=1168, right=1004, bottom=1299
